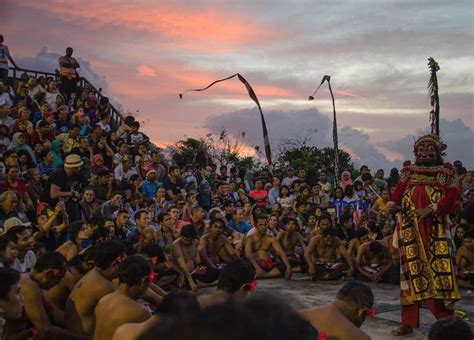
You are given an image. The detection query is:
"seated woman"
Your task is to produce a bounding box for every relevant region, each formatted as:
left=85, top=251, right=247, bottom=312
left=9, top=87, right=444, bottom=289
left=56, top=220, right=93, bottom=261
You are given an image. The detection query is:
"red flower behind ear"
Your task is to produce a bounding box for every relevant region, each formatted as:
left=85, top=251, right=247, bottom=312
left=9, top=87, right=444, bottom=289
left=248, top=280, right=257, bottom=292
left=318, top=331, right=327, bottom=340
left=403, top=160, right=411, bottom=167
left=365, top=308, right=376, bottom=318
left=147, top=272, right=158, bottom=283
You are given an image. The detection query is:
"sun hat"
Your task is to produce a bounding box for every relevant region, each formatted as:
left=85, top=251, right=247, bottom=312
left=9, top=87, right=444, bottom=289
left=64, top=154, right=84, bottom=168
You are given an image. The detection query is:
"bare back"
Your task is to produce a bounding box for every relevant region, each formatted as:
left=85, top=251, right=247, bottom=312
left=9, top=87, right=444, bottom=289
left=93, top=292, right=150, bottom=340
left=65, top=268, right=115, bottom=335
left=301, top=304, right=370, bottom=340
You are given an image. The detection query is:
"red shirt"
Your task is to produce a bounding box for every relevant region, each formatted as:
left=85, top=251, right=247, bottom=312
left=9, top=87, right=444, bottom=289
left=0, top=180, right=28, bottom=196
left=249, top=189, right=268, bottom=207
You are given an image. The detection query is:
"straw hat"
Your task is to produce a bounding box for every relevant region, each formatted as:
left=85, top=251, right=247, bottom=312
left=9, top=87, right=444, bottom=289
left=64, top=154, right=84, bottom=168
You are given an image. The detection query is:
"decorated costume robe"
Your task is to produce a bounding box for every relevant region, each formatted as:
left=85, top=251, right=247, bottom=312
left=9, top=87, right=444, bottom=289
left=391, top=162, right=460, bottom=328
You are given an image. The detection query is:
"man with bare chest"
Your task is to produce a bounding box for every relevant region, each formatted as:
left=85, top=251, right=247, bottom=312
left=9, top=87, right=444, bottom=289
left=347, top=228, right=370, bottom=258
left=18, top=252, right=86, bottom=338
left=277, top=217, right=306, bottom=272
left=245, top=215, right=292, bottom=279
left=305, top=227, right=353, bottom=281
left=198, top=219, right=238, bottom=270
left=93, top=255, right=152, bottom=340
left=457, top=229, right=474, bottom=289
left=171, top=224, right=205, bottom=291
left=65, top=240, right=126, bottom=336
left=356, top=240, right=397, bottom=284
left=301, top=281, right=373, bottom=340
left=44, top=247, right=95, bottom=312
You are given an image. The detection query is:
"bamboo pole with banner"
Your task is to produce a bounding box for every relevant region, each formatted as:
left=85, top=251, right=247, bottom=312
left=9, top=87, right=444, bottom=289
left=427, top=57, right=440, bottom=136
left=308, top=75, right=340, bottom=187
left=179, top=73, right=272, bottom=167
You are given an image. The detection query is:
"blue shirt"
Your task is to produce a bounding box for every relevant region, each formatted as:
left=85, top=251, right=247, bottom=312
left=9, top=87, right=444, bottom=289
left=140, top=180, right=162, bottom=199
left=226, top=220, right=252, bottom=234
left=268, top=188, right=279, bottom=205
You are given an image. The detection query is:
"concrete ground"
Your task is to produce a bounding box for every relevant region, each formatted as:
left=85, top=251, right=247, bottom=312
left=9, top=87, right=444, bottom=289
left=252, top=274, right=474, bottom=340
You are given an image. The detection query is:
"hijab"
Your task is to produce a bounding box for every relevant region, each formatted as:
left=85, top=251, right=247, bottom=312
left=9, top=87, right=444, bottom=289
left=8, top=132, right=37, bottom=165
left=340, top=170, right=353, bottom=189
left=50, top=139, right=63, bottom=167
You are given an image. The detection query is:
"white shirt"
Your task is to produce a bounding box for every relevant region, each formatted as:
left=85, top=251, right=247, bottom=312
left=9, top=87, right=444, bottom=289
left=0, top=92, right=12, bottom=106
left=282, top=176, right=298, bottom=187
left=114, top=164, right=138, bottom=182
left=13, top=250, right=36, bottom=273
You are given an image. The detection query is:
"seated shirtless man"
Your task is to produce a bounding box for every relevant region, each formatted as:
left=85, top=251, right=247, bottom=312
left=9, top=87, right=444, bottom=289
left=198, top=259, right=257, bottom=308
left=171, top=224, right=219, bottom=291
left=347, top=228, right=370, bottom=258
left=304, top=227, right=354, bottom=281
left=65, top=240, right=126, bottom=336
left=356, top=240, right=398, bottom=284
left=306, top=214, right=332, bottom=241
left=113, top=290, right=201, bottom=340
left=19, top=252, right=86, bottom=339
left=457, top=228, right=474, bottom=289
left=43, top=247, right=96, bottom=316
left=198, top=218, right=239, bottom=270
left=93, top=255, right=152, bottom=340
left=245, top=214, right=292, bottom=279
left=0, top=268, right=25, bottom=340
left=140, top=243, right=177, bottom=290
left=301, top=281, right=373, bottom=340
left=277, top=216, right=306, bottom=272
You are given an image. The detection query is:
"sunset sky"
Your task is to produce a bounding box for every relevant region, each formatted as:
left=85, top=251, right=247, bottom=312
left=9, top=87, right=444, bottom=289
left=3, top=0, right=473, bottom=169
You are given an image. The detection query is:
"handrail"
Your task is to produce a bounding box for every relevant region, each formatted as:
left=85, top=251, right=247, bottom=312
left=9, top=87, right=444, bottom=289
left=8, top=67, right=124, bottom=129
left=8, top=67, right=58, bottom=81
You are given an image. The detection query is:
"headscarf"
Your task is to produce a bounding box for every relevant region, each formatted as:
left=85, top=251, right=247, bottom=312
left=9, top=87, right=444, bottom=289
left=8, top=132, right=37, bottom=165
left=340, top=170, right=353, bottom=189
left=50, top=139, right=63, bottom=167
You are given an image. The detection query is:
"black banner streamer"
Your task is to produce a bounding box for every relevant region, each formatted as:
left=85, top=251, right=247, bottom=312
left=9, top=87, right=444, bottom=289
left=308, top=75, right=340, bottom=186
left=180, top=73, right=272, bottom=166
left=427, top=57, right=440, bottom=136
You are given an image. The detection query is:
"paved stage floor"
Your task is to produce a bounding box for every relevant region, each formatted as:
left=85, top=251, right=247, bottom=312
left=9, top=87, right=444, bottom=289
left=252, top=274, right=474, bottom=339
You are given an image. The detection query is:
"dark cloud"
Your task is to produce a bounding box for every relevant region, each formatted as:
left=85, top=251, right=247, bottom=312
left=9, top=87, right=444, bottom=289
left=380, top=118, right=474, bottom=168
left=204, top=107, right=398, bottom=172
left=205, top=108, right=474, bottom=172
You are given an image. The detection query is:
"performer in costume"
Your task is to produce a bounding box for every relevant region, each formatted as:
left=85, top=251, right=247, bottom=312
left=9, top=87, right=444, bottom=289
left=389, top=134, right=460, bottom=336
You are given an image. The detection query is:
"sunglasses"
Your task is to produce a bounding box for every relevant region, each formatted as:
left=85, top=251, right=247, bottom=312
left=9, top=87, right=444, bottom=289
left=147, top=272, right=158, bottom=283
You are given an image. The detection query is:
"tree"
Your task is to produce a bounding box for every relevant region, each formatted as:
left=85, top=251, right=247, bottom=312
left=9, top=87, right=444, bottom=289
left=171, top=138, right=207, bottom=168
left=170, top=130, right=258, bottom=170
left=276, top=145, right=353, bottom=180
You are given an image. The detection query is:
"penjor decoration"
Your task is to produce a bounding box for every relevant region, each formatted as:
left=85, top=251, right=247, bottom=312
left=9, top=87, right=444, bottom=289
left=427, top=57, right=440, bottom=136
left=179, top=74, right=272, bottom=166
left=308, top=75, right=340, bottom=186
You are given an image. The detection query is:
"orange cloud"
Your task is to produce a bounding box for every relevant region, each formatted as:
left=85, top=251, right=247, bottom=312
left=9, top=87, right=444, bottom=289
left=137, top=64, right=158, bottom=78
left=19, top=1, right=286, bottom=50
left=334, top=89, right=363, bottom=98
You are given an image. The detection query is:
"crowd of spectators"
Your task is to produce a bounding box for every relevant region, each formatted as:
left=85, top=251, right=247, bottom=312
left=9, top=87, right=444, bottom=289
left=0, top=41, right=473, bottom=339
